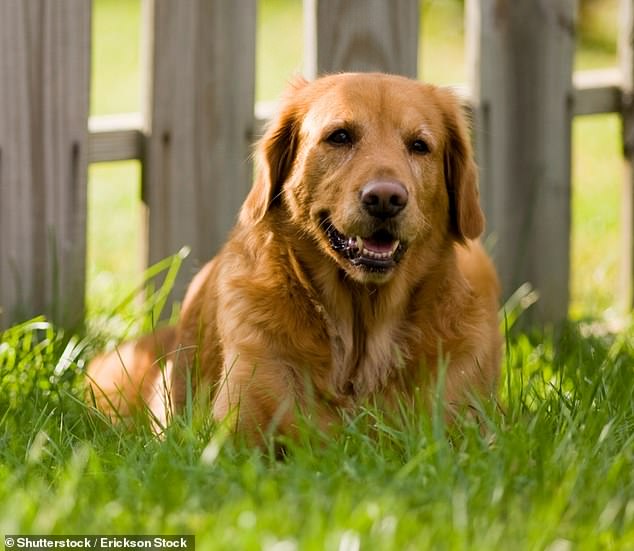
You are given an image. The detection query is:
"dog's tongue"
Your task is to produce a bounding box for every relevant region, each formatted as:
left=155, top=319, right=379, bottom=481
left=362, top=237, right=395, bottom=254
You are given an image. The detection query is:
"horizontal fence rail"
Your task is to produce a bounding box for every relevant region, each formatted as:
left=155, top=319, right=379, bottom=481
left=87, top=68, right=627, bottom=165
left=2, top=0, right=634, bottom=329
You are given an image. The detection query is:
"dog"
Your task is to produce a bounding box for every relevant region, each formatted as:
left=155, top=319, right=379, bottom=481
left=88, top=73, right=501, bottom=446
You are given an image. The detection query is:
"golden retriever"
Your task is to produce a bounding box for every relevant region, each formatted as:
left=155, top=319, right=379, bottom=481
left=88, top=73, right=501, bottom=446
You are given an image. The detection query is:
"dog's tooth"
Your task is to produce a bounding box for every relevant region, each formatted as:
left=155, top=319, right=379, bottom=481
left=356, top=236, right=364, bottom=251
left=359, top=247, right=399, bottom=260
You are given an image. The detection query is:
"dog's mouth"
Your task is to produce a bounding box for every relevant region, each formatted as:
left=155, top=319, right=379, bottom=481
left=323, top=220, right=405, bottom=272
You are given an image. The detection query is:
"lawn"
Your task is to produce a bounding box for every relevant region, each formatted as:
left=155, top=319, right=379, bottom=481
left=1, top=315, right=633, bottom=548
left=2, top=0, right=633, bottom=549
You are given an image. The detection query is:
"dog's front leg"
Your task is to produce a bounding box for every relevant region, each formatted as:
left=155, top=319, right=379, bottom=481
left=211, top=353, right=300, bottom=447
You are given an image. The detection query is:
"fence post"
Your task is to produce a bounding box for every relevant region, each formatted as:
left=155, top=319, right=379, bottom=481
left=0, top=1, right=91, bottom=329
left=620, top=0, right=634, bottom=311
left=303, top=0, right=419, bottom=78
left=467, top=0, right=577, bottom=324
left=142, top=0, right=256, bottom=310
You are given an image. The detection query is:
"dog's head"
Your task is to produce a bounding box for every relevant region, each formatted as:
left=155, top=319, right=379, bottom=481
left=241, top=73, right=484, bottom=284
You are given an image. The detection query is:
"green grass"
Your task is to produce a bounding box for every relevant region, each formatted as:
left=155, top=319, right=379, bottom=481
left=1, top=318, right=633, bottom=548
left=90, top=0, right=142, bottom=115
left=571, top=115, right=622, bottom=317
left=87, top=161, right=144, bottom=318
left=2, top=0, right=633, bottom=547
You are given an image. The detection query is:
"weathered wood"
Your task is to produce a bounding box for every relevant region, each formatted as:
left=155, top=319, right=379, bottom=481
left=619, top=0, right=634, bottom=311
left=0, top=1, right=91, bottom=329
left=467, top=0, right=577, bottom=324
left=88, top=113, right=144, bottom=163
left=142, top=0, right=256, bottom=306
left=304, top=0, right=419, bottom=77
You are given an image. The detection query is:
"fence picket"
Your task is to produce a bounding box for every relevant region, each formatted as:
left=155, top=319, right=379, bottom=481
left=304, top=0, right=419, bottom=77
left=0, top=0, right=91, bottom=329
left=468, top=0, right=577, bottom=323
left=142, top=0, right=256, bottom=308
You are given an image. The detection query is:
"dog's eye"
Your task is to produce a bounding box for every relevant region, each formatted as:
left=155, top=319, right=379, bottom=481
left=326, top=129, right=353, bottom=146
left=410, top=139, right=430, bottom=155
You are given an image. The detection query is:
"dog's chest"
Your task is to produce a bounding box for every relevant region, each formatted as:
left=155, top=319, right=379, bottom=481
left=323, top=309, right=409, bottom=400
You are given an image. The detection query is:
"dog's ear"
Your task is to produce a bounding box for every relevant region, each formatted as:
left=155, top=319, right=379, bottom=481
left=240, top=77, right=309, bottom=225
left=441, top=90, right=485, bottom=241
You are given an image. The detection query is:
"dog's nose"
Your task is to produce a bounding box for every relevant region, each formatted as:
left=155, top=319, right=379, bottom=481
left=360, top=180, right=408, bottom=219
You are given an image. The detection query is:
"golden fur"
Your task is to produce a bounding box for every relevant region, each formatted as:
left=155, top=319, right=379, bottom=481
left=88, top=73, right=501, bottom=445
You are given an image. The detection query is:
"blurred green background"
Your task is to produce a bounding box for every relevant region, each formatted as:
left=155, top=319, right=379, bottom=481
left=88, top=0, right=621, bottom=320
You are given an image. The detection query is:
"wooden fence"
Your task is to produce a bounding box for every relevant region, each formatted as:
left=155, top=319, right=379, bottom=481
left=0, top=0, right=632, bottom=329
